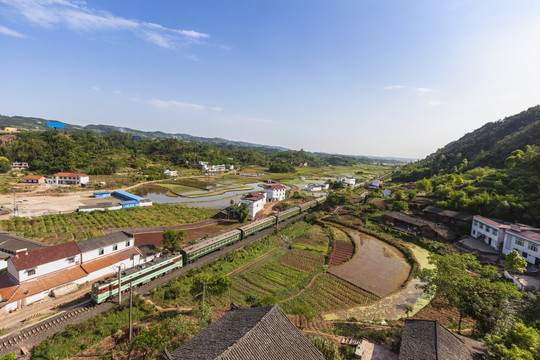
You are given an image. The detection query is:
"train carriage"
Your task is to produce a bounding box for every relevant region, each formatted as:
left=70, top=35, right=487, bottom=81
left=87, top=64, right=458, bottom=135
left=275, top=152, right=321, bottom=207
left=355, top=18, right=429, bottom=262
left=91, top=253, right=183, bottom=304
left=238, top=216, right=277, bottom=238
left=299, top=199, right=318, bottom=212
left=180, top=229, right=242, bottom=263
left=277, top=206, right=301, bottom=222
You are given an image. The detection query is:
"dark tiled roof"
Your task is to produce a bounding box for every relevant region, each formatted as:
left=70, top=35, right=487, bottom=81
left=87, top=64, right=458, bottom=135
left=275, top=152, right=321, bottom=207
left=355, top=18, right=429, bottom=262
left=423, top=206, right=473, bottom=221
left=77, top=231, right=133, bottom=253
left=241, top=192, right=265, bottom=202
left=385, top=211, right=457, bottom=240
left=399, top=320, right=473, bottom=360
left=264, top=184, right=285, bottom=190
left=0, top=232, right=47, bottom=257
left=167, top=306, right=325, bottom=360
left=9, top=241, right=81, bottom=271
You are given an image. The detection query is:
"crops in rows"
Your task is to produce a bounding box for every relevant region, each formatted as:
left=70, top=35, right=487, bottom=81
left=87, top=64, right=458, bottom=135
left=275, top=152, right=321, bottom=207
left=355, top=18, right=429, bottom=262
left=278, top=249, right=325, bottom=273
left=291, top=224, right=330, bottom=254
left=281, top=273, right=379, bottom=314
left=231, top=262, right=312, bottom=304
left=1, top=204, right=218, bottom=244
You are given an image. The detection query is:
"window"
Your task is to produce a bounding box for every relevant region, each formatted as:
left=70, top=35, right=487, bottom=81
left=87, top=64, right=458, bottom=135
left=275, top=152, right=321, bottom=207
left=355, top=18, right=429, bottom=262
left=98, top=248, right=104, bottom=255
left=68, top=256, right=75, bottom=264
left=113, top=245, right=118, bottom=251
left=125, top=240, right=130, bottom=247
left=493, top=230, right=498, bottom=236
left=27, top=269, right=36, bottom=276
left=528, top=243, right=538, bottom=252
left=479, top=224, right=484, bottom=230
left=516, top=238, right=525, bottom=247
left=473, top=220, right=478, bottom=226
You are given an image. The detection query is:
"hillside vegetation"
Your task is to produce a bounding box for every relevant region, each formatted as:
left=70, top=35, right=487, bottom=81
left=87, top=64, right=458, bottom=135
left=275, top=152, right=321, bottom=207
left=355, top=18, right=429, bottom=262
left=393, top=105, right=540, bottom=226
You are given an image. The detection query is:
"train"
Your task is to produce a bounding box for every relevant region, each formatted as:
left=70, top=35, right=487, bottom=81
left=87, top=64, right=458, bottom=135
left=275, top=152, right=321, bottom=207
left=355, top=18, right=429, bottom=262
left=91, top=196, right=326, bottom=303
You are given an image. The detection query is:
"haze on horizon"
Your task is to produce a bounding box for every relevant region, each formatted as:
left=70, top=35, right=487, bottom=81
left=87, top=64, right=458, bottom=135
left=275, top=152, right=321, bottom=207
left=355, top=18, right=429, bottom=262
left=1, top=0, right=539, bottom=159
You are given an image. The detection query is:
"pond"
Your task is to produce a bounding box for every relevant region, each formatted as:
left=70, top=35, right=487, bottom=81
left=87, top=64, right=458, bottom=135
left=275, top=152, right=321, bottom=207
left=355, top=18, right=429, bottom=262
left=329, top=225, right=411, bottom=297
left=133, top=183, right=269, bottom=209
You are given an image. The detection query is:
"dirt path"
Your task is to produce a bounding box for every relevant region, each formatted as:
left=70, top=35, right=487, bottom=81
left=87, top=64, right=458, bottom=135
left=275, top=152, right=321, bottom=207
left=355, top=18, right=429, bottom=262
left=281, top=272, right=324, bottom=302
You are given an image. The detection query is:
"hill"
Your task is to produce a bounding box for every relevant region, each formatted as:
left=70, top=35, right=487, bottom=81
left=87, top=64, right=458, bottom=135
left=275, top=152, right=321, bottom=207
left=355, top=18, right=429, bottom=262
left=394, top=105, right=540, bottom=181
left=0, top=114, right=289, bottom=151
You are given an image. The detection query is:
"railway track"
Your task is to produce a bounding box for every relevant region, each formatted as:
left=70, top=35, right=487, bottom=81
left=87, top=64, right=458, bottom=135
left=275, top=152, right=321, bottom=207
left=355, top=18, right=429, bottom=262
left=0, top=212, right=307, bottom=356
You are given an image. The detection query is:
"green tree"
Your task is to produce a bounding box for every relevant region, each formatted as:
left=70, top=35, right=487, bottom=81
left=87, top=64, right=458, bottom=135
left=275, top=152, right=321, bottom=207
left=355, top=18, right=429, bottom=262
left=232, top=202, right=250, bottom=223
left=406, top=190, right=417, bottom=202
left=504, top=250, right=528, bottom=274
left=307, top=335, right=342, bottom=360
left=419, top=253, right=520, bottom=334
left=391, top=200, right=408, bottom=212
left=393, top=190, right=405, bottom=201
left=416, top=178, right=433, bottom=192
left=485, top=322, right=540, bottom=360
left=1, top=353, right=16, bottom=360
left=161, top=229, right=187, bottom=252
left=0, top=156, right=10, bottom=173
left=291, top=305, right=317, bottom=329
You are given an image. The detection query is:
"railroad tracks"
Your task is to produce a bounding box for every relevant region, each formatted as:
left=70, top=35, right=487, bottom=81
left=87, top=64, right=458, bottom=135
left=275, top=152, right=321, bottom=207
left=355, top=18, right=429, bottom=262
left=0, top=302, right=96, bottom=353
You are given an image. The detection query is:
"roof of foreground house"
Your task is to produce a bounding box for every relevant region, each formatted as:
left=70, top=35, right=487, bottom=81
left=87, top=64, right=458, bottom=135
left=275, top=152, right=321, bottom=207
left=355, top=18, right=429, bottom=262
left=399, top=320, right=473, bottom=360
left=241, top=192, right=265, bottom=202
left=77, top=231, right=133, bottom=253
left=166, top=305, right=325, bottom=360
left=9, top=241, right=81, bottom=271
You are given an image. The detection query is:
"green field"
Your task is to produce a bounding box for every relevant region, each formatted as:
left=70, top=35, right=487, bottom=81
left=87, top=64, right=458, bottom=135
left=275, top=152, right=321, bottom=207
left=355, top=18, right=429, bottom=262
left=0, top=204, right=219, bottom=244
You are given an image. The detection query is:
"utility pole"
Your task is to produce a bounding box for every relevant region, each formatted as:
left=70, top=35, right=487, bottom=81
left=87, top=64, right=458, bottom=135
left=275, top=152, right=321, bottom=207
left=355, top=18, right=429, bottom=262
left=129, top=282, right=133, bottom=342
left=117, top=267, right=122, bottom=304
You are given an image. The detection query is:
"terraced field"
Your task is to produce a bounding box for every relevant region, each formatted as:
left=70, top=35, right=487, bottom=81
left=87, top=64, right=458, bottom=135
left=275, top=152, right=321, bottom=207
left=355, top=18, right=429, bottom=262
left=278, top=249, right=325, bottom=272
left=280, top=273, right=379, bottom=313
left=328, top=226, right=355, bottom=266
left=291, top=224, right=330, bottom=254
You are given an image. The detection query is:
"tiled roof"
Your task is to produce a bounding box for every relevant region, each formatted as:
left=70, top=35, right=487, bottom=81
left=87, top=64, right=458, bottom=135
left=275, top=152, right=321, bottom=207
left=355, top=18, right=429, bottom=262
left=80, top=247, right=141, bottom=274
left=423, top=206, right=472, bottom=221
left=54, top=172, right=88, bottom=177
left=264, top=184, right=285, bottom=190
left=399, top=319, right=473, bottom=360
left=507, top=229, right=540, bottom=244
left=0, top=273, right=19, bottom=303
left=23, top=175, right=46, bottom=180
left=8, top=266, right=87, bottom=303
left=241, top=192, right=265, bottom=202
left=9, top=241, right=81, bottom=271
left=77, top=231, right=133, bottom=253
left=473, top=215, right=510, bottom=229
left=0, top=232, right=47, bottom=255
left=167, top=305, right=324, bottom=360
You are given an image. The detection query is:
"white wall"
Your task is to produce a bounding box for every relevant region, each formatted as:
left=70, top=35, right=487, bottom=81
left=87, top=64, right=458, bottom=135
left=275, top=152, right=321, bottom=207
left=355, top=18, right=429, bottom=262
left=470, top=217, right=505, bottom=251
left=502, top=232, right=539, bottom=264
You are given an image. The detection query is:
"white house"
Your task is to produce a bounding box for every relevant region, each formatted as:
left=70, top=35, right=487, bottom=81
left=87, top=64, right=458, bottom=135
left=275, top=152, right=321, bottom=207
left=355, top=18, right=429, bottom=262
left=368, top=179, right=381, bottom=189
left=263, top=184, right=286, bottom=202
left=338, top=177, right=356, bottom=187
left=502, top=225, right=540, bottom=266
left=240, top=192, right=266, bottom=218
left=305, top=184, right=322, bottom=192
left=163, top=169, right=178, bottom=176
left=470, top=215, right=509, bottom=252
left=52, top=172, right=89, bottom=186
left=77, top=232, right=140, bottom=281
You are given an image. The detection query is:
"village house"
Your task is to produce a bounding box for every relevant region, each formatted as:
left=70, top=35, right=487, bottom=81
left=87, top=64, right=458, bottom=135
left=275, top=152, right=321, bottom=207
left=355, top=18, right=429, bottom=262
left=337, top=177, right=356, bottom=187
left=240, top=192, right=266, bottom=218
left=502, top=225, right=540, bottom=266
left=22, top=175, right=47, bottom=185
left=368, top=179, right=382, bottom=189
left=2, top=127, right=18, bottom=133
left=51, top=172, right=89, bottom=186
left=163, top=169, right=178, bottom=177
left=423, top=206, right=472, bottom=227
left=470, top=215, right=510, bottom=252
left=11, top=161, right=29, bottom=169
left=164, top=305, right=325, bottom=360
left=0, top=232, right=46, bottom=270
left=263, top=184, right=286, bottom=202
left=239, top=172, right=257, bottom=177
left=0, top=231, right=142, bottom=313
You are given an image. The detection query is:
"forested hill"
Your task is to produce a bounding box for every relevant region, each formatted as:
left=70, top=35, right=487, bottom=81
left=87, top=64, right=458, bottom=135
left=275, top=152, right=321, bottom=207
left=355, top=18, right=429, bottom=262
left=394, top=105, right=540, bottom=181
left=0, top=114, right=289, bottom=151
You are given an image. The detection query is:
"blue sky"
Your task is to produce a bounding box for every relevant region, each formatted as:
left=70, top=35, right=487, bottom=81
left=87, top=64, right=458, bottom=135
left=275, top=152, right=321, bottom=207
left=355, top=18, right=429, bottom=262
left=1, top=1, right=539, bottom=159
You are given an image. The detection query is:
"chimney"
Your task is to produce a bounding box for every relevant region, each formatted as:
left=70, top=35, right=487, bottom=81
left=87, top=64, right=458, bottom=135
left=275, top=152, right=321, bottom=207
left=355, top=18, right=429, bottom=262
left=15, top=248, right=28, bottom=257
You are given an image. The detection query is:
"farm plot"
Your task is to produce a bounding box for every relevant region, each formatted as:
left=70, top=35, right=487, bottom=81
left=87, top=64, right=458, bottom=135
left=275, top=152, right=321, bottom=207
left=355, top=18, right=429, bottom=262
left=280, top=273, right=379, bottom=314
left=231, top=262, right=311, bottom=303
left=0, top=204, right=219, bottom=244
left=328, top=227, right=355, bottom=267
left=291, top=224, right=330, bottom=254
left=278, top=249, right=325, bottom=272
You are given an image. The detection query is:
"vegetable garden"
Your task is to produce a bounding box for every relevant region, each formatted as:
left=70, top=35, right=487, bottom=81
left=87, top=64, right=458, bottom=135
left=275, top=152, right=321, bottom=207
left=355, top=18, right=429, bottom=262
left=0, top=204, right=219, bottom=244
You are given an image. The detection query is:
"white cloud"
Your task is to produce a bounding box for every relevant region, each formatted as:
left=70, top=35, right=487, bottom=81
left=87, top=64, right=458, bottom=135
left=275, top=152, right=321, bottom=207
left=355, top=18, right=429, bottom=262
left=211, top=107, right=223, bottom=112
left=415, top=87, right=437, bottom=93
left=146, top=99, right=205, bottom=111
left=0, top=24, right=26, bottom=37
left=0, top=0, right=210, bottom=48
left=429, top=101, right=443, bottom=106
left=383, top=85, right=406, bottom=90
left=92, top=85, right=101, bottom=92
left=113, top=90, right=122, bottom=95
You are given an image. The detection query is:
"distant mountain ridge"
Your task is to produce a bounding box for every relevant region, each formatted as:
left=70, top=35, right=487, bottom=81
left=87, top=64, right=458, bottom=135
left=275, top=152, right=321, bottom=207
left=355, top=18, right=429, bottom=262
left=0, top=113, right=413, bottom=163
left=0, top=114, right=289, bottom=151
